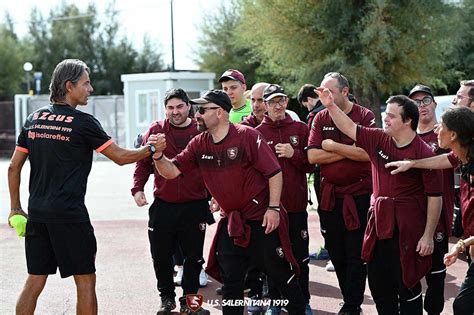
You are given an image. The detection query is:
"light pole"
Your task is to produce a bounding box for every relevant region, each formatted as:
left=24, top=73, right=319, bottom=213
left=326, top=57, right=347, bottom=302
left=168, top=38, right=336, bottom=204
left=23, top=62, right=33, bottom=95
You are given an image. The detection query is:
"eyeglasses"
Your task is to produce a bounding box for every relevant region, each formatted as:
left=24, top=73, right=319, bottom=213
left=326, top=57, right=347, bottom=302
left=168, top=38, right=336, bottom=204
left=266, top=97, right=287, bottom=107
left=197, top=106, right=220, bottom=115
left=413, top=96, right=433, bottom=107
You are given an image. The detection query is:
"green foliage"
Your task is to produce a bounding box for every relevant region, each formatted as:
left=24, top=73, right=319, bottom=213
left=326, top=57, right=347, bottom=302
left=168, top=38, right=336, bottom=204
left=0, top=18, right=32, bottom=100
left=194, top=1, right=261, bottom=88
left=238, top=0, right=452, bottom=117
left=0, top=2, right=165, bottom=100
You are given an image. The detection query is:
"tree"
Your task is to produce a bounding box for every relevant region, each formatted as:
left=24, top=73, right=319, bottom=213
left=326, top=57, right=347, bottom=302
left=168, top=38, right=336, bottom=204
left=194, top=1, right=262, bottom=88
left=0, top=13, right=32, bottom=100
left=237, top=0, right=452, bottom=123
left=20, top=2, right=165, bottom=96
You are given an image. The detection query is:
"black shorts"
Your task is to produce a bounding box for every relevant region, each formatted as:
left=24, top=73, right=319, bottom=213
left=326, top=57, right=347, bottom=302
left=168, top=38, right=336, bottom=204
left=25, top=221, right=97, bottom=278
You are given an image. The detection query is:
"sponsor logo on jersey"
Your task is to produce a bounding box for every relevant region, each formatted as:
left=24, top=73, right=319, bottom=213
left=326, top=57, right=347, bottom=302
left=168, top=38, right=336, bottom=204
left=378, top=150, right=389, bottom=160
left=32, top=112, right=74, bottom=123
left=323, top=126, right=335, bottom=131
left=201, top=154, right=214, bottom=160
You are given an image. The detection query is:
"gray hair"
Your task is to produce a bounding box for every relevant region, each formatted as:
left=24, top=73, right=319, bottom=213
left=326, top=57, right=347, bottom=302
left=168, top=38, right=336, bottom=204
left=49, top=59, right=90, bottom=103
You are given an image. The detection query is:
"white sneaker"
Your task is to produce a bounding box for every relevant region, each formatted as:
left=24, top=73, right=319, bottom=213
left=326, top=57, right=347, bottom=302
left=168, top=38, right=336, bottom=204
left=174, top=266, right=183, bottom=286
left=199, top=269, right=208, bottom=287
left=325, top=260, right=335, bottom=272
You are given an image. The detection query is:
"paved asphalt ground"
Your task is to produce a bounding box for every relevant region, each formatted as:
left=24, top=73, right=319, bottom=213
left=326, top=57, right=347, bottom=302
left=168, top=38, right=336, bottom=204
left=0, top=160, right=468, bottom=314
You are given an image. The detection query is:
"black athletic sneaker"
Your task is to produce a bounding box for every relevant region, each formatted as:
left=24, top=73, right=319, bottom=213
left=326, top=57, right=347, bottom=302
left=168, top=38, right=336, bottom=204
left=157, top=296, right=176, bottom=315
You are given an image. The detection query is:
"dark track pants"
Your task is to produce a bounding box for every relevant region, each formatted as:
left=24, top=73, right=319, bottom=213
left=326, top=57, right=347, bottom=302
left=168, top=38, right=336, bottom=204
left=453, top=261, right=474, bottom=315
left=267, top=211, right=311, bottom=304
left=318, top=194, right=369, bottom=313
left=216, top=219, right=305, bottom=315
left=424, top=232, right=448, bottom=314
left=148, top=197, right=208, bottom=300
left=368, top=232, right=423, bottom=315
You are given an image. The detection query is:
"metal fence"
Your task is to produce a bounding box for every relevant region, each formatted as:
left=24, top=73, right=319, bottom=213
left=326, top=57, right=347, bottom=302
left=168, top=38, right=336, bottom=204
left=14, top=95, right=125, bottom=159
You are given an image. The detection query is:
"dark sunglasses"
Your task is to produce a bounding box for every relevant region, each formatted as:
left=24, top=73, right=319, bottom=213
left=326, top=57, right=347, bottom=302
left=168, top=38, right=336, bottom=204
left=197, top=106, right=220, bottom=115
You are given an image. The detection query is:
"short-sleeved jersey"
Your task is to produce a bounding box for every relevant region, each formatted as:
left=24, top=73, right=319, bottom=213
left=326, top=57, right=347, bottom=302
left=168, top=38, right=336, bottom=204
left=229, top=99, right=252, bottom=123
left=307, top=104, right=375, bottom=186
left=173, top=124, right=281, bottom=214
left=356, top=126, right=442, bottom=198
left=419, top=129, right=455, bottom=234
left=16, top=104, right=112, bottom=223
left=131, top=119, right=208, bottom=202
left=447, top=152, right=474, bottom=237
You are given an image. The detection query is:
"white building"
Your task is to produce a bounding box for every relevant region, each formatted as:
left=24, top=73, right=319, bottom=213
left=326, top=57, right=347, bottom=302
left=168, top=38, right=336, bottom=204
left=121, top=71, right=215, bottom=148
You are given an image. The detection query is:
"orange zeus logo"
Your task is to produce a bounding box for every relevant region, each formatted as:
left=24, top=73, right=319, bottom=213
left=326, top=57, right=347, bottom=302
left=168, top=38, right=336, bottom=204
left=33, top=112, right=74, bottom=123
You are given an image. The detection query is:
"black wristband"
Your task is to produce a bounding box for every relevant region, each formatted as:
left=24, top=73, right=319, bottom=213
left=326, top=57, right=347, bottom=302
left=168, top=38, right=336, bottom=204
left=152, top=153, right=164, bottom=161
left=268, top=206, right=280, bottom=212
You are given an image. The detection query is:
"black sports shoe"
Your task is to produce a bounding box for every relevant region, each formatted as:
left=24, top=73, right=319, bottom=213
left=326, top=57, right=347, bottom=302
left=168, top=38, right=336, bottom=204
left=157, top=296, right=176, bottom=315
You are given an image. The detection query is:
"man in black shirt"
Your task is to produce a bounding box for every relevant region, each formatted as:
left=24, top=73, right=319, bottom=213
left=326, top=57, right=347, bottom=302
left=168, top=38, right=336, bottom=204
left=7, top=59, right=159, bottom=315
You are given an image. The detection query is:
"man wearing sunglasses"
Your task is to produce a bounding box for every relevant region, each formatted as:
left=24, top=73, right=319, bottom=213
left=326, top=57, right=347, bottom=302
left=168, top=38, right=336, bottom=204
left=307, top=72, right=375, bottom=315
left=151, top=89, right=306, bottom=314
left=408, top=84, right=455, bottom=315
left=131, top=88, right=211, bottom=315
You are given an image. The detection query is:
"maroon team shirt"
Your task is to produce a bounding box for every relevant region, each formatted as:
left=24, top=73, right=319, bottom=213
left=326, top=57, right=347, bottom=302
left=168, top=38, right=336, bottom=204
left=357, top=126, right=443, bottom=288
left=131, top=119, right=208, bottom=203
left=240, top=114, right=260, bottom=128
left=419, top=129, right=455, bottom=235
left=173, top=124, right=303, bottom=281
left=307, top=104, right=375, bottom=188
left=256, top=114, right=314, bottom=213
left=447, top=152, right=474, bottom=238
left=173, top=123, right=281, bottom=216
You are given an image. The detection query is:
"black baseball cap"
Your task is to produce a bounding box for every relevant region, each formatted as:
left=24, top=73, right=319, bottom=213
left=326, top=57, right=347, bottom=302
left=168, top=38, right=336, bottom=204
left=190, top=90, right=232, bottom=112
left=409, top=84, right=434, bottom=98
left=263, top=84, right=287, bottom=101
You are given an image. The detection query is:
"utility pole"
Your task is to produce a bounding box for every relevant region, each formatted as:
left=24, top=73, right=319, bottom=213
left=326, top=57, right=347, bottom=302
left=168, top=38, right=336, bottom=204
left=170, top=0, right=175, bottom=71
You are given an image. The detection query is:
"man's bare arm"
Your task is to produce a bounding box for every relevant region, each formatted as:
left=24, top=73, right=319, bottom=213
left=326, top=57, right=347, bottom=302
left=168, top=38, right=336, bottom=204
left=153, top=154, right=182, bottom=179
left=316, top=87, right=357, bottom=141
left=307, top=148, right=345, bottom=165
left=8, top=150, right=28, bottom=225
left=416, top=196, right=442, bottom=256
left=385, top=154, right=452, bottom=174
left=321, top=140, right=370, bottom=162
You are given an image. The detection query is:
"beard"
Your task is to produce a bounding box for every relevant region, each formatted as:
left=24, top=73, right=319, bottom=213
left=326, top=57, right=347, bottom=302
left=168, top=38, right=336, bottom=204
left=197, top=118, right=208, bottom=132
left=169, top=114, right=186, bottom=126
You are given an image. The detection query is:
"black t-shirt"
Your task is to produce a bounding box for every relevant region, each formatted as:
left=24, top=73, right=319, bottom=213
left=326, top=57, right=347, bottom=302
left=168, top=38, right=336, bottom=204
left=16, top=104, right=112, bottom=223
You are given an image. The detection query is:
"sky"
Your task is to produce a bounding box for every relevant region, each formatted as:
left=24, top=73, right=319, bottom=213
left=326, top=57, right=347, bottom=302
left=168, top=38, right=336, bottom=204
left=0, top=0, right=221, bottom=70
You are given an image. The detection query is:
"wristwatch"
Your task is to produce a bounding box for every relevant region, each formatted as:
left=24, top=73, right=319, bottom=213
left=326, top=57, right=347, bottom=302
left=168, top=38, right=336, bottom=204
left=147, top=144, right=156, bottom=154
